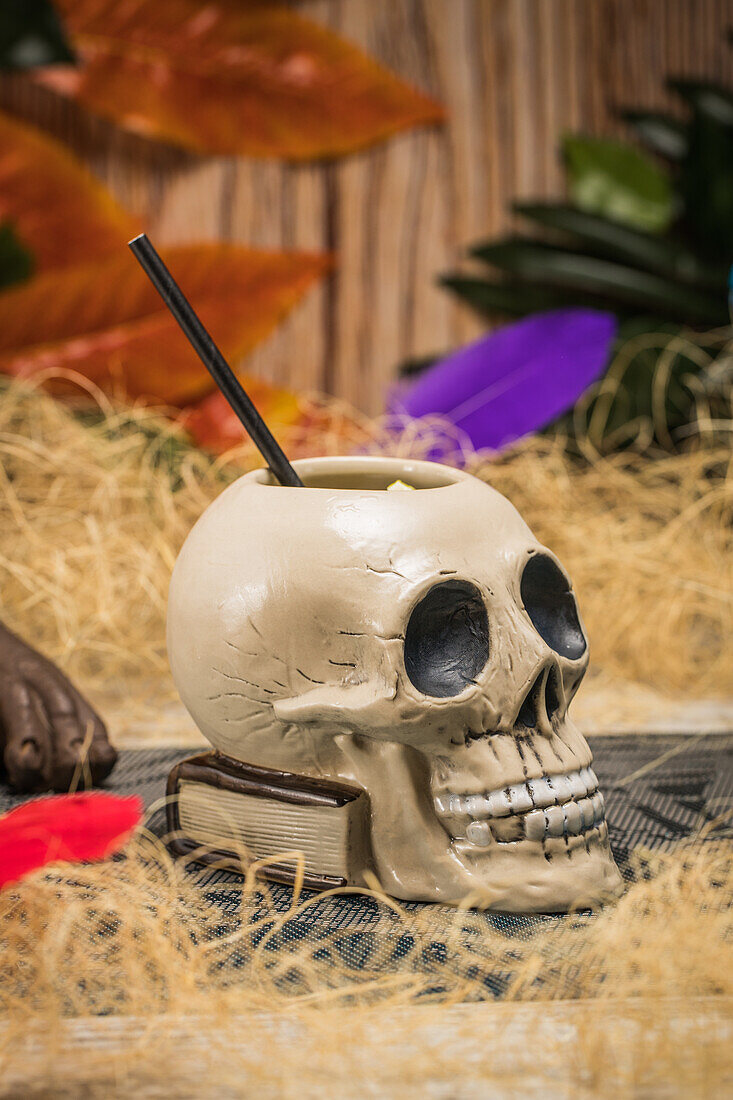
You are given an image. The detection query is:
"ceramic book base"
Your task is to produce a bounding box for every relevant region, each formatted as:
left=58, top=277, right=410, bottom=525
left=166, top=455, right=622, bottom=911
left=166, top=751, right=370, bottom=891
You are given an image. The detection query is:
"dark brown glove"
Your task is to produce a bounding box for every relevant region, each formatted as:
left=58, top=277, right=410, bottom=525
left=0, top=622, right=117, bottom=793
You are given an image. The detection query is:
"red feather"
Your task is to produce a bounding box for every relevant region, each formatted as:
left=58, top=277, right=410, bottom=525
left=0, top=793, right=143, bottom=889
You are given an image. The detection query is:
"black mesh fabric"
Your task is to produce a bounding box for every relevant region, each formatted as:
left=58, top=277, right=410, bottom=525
left=0, top=734, right=730, bottom=942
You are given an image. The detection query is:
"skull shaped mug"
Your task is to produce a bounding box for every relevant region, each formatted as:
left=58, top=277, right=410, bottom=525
left=167, top=455, right=622, bottom=911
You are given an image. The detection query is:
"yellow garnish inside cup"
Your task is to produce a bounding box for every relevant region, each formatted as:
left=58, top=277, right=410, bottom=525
left=387, top=479, right=415, bottom=491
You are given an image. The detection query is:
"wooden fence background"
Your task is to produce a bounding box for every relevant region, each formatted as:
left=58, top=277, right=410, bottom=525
left=2, top=0, right=733, bottom=414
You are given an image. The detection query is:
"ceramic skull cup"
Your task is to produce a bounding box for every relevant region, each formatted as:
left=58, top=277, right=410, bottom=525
left=168, top=456, right=622, bottom=911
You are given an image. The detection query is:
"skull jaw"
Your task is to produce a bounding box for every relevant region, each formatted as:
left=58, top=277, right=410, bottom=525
left=445, top=833, right=623, bottom=911
left=367, top=822, right=623, bottom=911
left=338, top=735, right=622, bottom=911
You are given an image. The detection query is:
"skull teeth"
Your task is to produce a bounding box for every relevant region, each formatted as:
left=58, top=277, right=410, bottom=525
left=465, top=820, right=492, bottom=847
left=523, top=793, right=605, bottom=840
left=436, top=768, right=607, bottom=845
left=436, top=766, right=598, bottom=819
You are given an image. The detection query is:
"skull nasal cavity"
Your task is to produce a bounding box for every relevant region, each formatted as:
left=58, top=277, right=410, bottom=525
left=517, top=666, right=563, bottom=728
left=520, top=554, right=587, bottom=660
left=404, top=581, right=489, bottom=698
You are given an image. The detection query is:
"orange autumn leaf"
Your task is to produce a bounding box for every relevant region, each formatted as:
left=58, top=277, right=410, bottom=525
left=0, top=109, right=137, bottom=271
left=35, top=0, right=445, bottom=158
left=0, top=244, right=330, bottom=404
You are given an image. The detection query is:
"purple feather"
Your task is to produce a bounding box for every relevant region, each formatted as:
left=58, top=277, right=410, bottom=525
left=390, top=309, right=617, bottom=451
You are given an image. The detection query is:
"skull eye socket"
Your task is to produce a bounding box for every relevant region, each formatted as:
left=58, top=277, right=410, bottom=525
left=520, top=554, right=587, bottom=660
left=404, top=581, right=489, bottom=698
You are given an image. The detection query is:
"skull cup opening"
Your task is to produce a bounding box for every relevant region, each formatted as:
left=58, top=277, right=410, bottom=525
left=254, top=456, right=461, bottom=491
left=168, top=455, right=622, bottom=911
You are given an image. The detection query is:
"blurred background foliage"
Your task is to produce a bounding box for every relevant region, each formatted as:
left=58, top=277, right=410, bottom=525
left=0, top=0, right=730, bottom=459
left=430, top=73, right=733, bottom=453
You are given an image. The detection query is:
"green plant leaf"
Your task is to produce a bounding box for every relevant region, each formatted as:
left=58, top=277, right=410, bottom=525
left=669, top=79, right=733, bottom=124
left=548, top=317, right=710, bottom=453
left=439, top=275, right=582, bottom=319
left=563, top=134, right=675, bottom=233
left=571, top=319, right=701, bottom=450
left=0, top=0, right=75, bottom=69
left=471, top=238, right=725, bottom=325
left=0, top=221, right=34, bottom=290
left=512, top=202, right=724, bottom=288
left=618, top=110, right=688, bottom=160
left=673, top=82, right=733, bottom=264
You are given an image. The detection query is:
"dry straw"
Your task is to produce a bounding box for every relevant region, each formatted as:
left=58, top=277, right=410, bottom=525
left=0, top=833, right=730, bottom=1096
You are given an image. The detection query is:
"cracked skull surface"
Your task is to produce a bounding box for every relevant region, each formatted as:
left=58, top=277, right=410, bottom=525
left=168, top=456, right=622, bottom=910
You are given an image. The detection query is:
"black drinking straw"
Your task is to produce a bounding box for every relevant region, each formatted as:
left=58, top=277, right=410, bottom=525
left=128, top=233, right=304, bottom=488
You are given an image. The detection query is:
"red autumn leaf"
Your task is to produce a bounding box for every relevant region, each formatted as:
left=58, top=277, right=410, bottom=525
left=0, top=243, right=331, bottom=404
left=183, top=377, right=301, bottom=452
left=0, top=793, right=142, bottom=889
left=183, top=385, right=372, bottom=458
left=0, top=109, right=137, bottom=272
left=35, top=0, right=445, bottom=158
